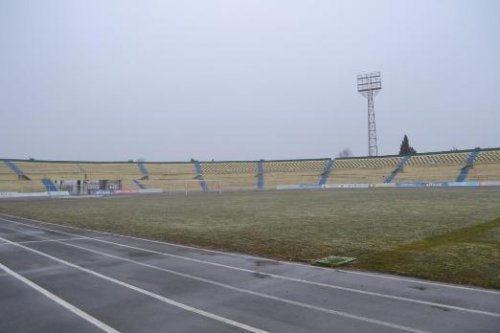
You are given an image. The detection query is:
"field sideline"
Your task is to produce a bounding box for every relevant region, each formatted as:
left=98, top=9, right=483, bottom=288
left=0, top=188, right=499, bottom=288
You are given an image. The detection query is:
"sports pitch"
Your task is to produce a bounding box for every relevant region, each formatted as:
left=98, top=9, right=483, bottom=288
left=1, top=187, right=499, bottom=288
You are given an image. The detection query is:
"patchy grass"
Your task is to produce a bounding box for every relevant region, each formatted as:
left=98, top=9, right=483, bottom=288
left=0, top=188, right=499, bottom=288
left=356, top=217, right=500, bottom=288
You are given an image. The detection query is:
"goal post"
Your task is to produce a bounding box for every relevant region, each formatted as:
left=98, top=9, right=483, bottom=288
left=183, top=180, right=222, bottom=196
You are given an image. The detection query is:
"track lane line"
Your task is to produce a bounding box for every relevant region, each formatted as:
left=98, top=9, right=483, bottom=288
left=0, top=222, right=432, bottom=333
left=0, top=237, right=90, bottom=246
left=57, top=239, right=431, bottom=333
left=0, top=261, right=119, bottom=333
left=2, top=212, right=499, bottom=295
left=2, top=216, right=499, bottom=318
left=0, top=235, right=267, bottom=333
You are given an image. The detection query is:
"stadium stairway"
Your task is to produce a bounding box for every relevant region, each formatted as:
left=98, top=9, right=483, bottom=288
left=133, top=179, right=146, bottom=189
left=4, top=160, right=31, bottom=180
left=256, top=160, right=265, bottom=190
left=385, top=155, right=412, bottom=183
left=41, top=178, right=58, bottom=192
left=193, top=160, right=209, bottom=192
left=137, top=161, right=149, bottom=180
left=319, top=159, right=335, bottom=186
left=456, top=148, right=481, bottom=182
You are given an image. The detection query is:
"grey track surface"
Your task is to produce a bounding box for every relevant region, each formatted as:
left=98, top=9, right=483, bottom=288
left=0, top=213, right=499, bottom=332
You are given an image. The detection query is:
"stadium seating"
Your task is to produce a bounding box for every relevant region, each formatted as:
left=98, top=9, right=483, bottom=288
left=475, top=150, right=500, bottom=163
left=0, top=161, right=45, bottom=192
left=144, top=162, right=195, bottom=177
left=198, top=160, right=327, bottom=190
left=202, top=161, right=256, bottom=190
left=0, top=161, right=19, bottom=181
left=319, top=159, right=335, bottom=186
left=467, top=150, right=500, bottom=181
left=136, top=162, right=199, bottom=191
left=263, top=160, right=327, bottom=189
left=1, top=148, right=499, bottom=193
left=15, top=161, right=85, bottom=180
left=75, top=163, right=139, bottom=180
left=41, top=178, right=58, bottom=191
left=456, top=149, right=480, bottom=182
left=3, top=160, right=30, bottom=180
left=192, top=161, right=208, bottom=192
left=133, top=179, right=146, bottom=189
left=257, top=160, right=265, bottom=189
left=137, top=161, right=149, bottom=179
left=328, top=156, right=400, bottom=184
left=385, top=155, right=411, bottom=183
left=0, top=181, right=45, bottom=192
left=395, top=152, right=470, bottom=182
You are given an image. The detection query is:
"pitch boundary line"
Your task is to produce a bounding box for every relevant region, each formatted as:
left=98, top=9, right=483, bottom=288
left=1, top=216, right=499, bottom=319
left=0, top=261, right=118, bottom=333
left=2, top=212, right=498, bottom=295
left=0, top=235, right=267, bottom=333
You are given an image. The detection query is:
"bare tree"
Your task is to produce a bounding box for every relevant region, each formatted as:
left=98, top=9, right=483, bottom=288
left=337, top=148, right=353, bottom=158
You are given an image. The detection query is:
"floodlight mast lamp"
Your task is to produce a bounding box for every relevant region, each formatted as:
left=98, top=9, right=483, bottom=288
left=357, top=72, right=382, bottom=156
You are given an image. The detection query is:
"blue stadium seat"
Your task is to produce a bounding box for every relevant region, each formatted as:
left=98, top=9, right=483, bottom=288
left=137, top=161, right=149, bottom=180
left=133, top=179, right=146, bottom=189
left=193, top=160, right=209, bottom=192
left=456, top=149, right=481, bottom=182
left=41, top=178, right=58, bottom=191
left=4, top=160, right=31, bottom=180
left=257, top=160, right=265, bottom=189
left=319, top=159, right=335, bottom=186
left=385, top=155, right=411, bottom=183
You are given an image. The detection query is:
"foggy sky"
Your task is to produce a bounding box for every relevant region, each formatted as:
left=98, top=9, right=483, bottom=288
left=1, top=0, right=499, bottom=161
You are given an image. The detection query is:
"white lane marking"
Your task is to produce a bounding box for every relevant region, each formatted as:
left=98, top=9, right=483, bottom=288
left=0, top=235, right=267, bottom=333
left=66, top=238, right=500, bottom=319
left=91, top=239, right=500, bottom=318
left=0, top=261, right=119, bottom=333
left=2, top=217, right=499, bottom=319
left=2, top=212, right=499, bottom=296
left=58, top=240, right=433, bottom=333
left=0, top=237, right=90, bottom=246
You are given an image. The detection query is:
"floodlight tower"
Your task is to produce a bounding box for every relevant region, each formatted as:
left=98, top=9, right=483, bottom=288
left=357, top=72, right=382, bottom=156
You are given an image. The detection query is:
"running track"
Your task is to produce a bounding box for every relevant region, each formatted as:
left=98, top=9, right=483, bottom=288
left=0, top=213, right=499, bottom=332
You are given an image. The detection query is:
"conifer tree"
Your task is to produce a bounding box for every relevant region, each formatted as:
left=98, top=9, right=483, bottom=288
left=399, top=135, right=416, bottom=155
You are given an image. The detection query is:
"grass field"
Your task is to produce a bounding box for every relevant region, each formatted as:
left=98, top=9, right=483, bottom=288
left=1, top=188, right=499, bottom=288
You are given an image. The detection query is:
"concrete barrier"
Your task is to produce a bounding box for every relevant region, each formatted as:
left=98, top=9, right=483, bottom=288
left=277, top=180, right=499, bottom=191
left=0, top=191, right=69, bottom=198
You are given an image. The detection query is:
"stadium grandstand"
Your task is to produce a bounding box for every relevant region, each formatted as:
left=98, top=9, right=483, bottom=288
left=1, top=147, right=500, bottom=196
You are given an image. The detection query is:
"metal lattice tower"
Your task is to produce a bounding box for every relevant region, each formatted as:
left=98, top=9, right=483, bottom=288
left=357, top=72, right=382, bottom=156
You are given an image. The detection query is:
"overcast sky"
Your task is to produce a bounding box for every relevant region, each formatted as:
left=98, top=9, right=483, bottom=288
left=1, top=0, right=499, bottom=161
